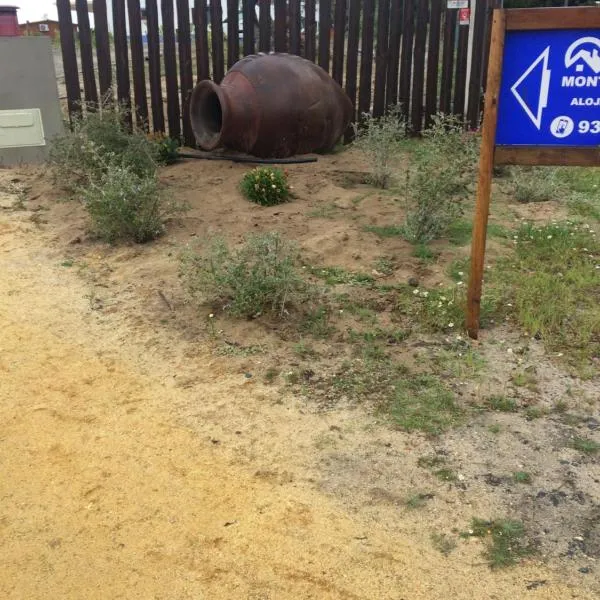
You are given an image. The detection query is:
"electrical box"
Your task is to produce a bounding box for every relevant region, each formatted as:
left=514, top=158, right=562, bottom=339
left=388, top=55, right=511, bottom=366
left=0, top=109, right=45, bottom=148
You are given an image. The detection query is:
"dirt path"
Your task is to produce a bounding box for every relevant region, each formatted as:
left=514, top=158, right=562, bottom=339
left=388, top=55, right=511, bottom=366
left=0, top=203, right=594, bottom=599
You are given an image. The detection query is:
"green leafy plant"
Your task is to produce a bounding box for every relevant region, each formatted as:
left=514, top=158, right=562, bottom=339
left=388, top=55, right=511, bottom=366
left=571, top=437, right=600, bottom=454
left=510, top=167, right=567, bottom=203
left=180, top=232, right=312, bottom=318
left=148, top=132, right=181, bottom=165
left=240, top=167, right=291, bottom=206
left=352, top=104, right=406, bottom=189
left=403, top=114, right=480, bottom=244
left=82, top=165, right=177, bottom=243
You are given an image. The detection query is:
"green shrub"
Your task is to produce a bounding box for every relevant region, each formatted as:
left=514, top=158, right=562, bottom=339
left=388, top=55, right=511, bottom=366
left=49, top=108, right=159, bottom=190
left=149, top=132, right=181, bottom=165
left=82, top=165, right=178, bottom=243
left=403, top=114, right=480, bottom=244
left=240, top=167, right=290, bottom=206
left=510, top=167, right=567, bottom=203
left=180, top=232, right=312, bottom=318
left=352, top=104, right=406, bottom=189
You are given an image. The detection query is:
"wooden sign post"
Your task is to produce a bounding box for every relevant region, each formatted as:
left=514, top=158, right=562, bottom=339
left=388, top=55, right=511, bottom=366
left=466, top=7, right=600, bottom=339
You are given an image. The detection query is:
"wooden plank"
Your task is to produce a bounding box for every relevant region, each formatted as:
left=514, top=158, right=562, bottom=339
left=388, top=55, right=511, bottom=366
left=289, top=0, right=302, bottom=55
left=92, top=0, right=112, bottom=103
left=398, top=0, right=415, bottom=120
left=194, top=0, right=210, bottom=81
left=466, top=0, right=489, bottom=129
left=410, top=0, right=428, bottom=132
left=358, top=0, right=375, bottom=116
left=481, top=0, right=498, bottom=107
left=386, top=0, right=403, bottom=108
left=76, top=0, right=98, bottom=110
left=453, top=18, right=470, bottom=118
left=332, top=0, right=347, bottom=85
left=128, top=0, right=149, bottom=127
left=495, top=147, right=600, bottom=168
left=372, top=0, right=390, bottom=117
left=424, top=0, right=442, bottom=128
left=344, top=0, right=361, bottom=142
left=56, top=0, right=82, bottom=119
left=304, top=0, right=316, bottom=61
left=274, top=0, right=287, bottom=52
left=227, top=0, right=240, bottom=68
left=243, top=0, right=256, bottom=56
left=505, top=7, right=600, bottom=31
left=259, top=0, right=272, bottom=53
left=112, top=0, right=132, bottom=127
left=466, top=9, right=505, bottom=339
left=439, top=9, right=457, bottom=114
left=177, top=0, right=195, bottom=145
left=161, top=0, right=181, bottom=138
left=210, top=0, right=225, bottom=82
left=146, top=0, right=165, bottom=132
left=318, top=0, right=332, bottom=73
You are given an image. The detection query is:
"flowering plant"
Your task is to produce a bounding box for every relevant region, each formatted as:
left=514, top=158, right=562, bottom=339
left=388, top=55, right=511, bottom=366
left=240, top=167, right=291, bottom=206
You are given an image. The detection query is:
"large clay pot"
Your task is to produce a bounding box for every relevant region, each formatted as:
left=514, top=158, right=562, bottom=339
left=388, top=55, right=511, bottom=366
left=190, top=53, right=353, bottom=158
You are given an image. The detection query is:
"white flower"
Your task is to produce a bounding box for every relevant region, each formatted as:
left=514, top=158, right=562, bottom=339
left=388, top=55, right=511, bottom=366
left=458, top=272, right=464, bottom=276
left=413, top=289, right=419, bottom=295
left=209, top=313, right=214, bottom=318
left=448, top=322, right=454, bottom=328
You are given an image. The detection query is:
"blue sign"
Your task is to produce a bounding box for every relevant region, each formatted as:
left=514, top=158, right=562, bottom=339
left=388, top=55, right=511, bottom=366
left=496, top=30, right=600, bottom=146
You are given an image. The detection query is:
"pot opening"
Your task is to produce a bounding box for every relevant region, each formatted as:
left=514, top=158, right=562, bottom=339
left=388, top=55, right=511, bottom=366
left=190, top=81, right=225, bottom=150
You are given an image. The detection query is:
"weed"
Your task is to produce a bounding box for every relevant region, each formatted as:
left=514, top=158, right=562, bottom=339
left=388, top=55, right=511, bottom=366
left=524, top=407, right=546, bottom=420
left=308, top=203, right=338, bottom=218
left=405, top=492, right=434, bottom=509
left=403, top=114, right=479, bottom=244
left=352, top=104, right=406, bottom=189
left=147, top=132, right=180, bottom=165
left=511, top=370, right=539, bottom=393
left=447, top=220, right=510, bottom=247
left=466, top=518, right=533, bottom=568
left=487, top=395, right=518, bottom=412
left=510, top=167, right=567, bottom=203
left=431, top=532, right=457, bottom=556
left=293, top=340, right=317, bottom=358
left=385, top=375, right=462, bottom=435
left=571, top=437, right=600, bottom=454
left=433, top=346, right=486, bottom=379
left=82, top=165, right=176, bottom=243
left=448, top=257, right=470, bottom=282
left=240, top=167, right=290, bottom=206
left=264, top=367, right=279, bottom=384
left=302, top=306, right=336, bottom=338
left=309, top=266, right=374, bottom=286
left=417, top=455, right=446, bottom=468
left=364, top=224, right=404, bottom=238
left=553, top=399, right=568, bottom=413
left=285, top=371, right=300, bottom=385
left=434, top=468, right=458, bottom=482
left=512, top=471, right=532, bottom=484
left=180, top=232, right=311, bottom=318
left=412, top=244, right=436, bottom=261
left=409, top=286, right=466, bottom=333
left=488, top=424, right=501, bottom=434
left=374, top=256, right=395, bottom=276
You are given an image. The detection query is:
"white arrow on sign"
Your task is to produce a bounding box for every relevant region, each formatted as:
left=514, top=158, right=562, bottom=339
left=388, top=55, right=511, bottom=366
left=511, top=47, right=551, bottom=130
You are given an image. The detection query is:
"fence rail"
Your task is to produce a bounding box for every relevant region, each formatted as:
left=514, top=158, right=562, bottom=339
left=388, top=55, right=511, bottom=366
left=57, top=0, right=497, bottom=146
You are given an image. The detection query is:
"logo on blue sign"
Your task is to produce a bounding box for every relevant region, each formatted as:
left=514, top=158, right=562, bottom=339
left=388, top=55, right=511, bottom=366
left=496, top=30, right=600, bottom=146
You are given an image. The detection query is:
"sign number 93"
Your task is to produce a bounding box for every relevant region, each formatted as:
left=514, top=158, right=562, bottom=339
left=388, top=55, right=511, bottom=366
left=578, top=120, right=600, bottom=134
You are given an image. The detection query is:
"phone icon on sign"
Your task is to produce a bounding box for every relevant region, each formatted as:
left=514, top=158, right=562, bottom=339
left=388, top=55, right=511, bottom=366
left=550, top=116, right=574, bottom=138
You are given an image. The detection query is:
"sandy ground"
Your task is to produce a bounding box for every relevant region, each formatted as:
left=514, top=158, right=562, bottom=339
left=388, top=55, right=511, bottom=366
left=0, top=165, right=597, bottom=599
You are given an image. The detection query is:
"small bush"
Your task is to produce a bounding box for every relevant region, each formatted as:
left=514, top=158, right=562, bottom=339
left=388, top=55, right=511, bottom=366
left=82, top=165, right=177, bottom=243
left=148, top=132, right=181, bottom=165
left=240, top=167, right=290, bottom=206
left=352, top=105, right=406, bottom=189
left=180, top=232, right=312, bottom=318
left=511, top=167, right=567, bottom=203
left=403, top=114, right=480, bottom=244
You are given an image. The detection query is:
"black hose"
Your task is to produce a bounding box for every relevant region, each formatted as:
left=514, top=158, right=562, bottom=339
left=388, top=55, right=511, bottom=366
left=177, top=151, right=318, bottom=164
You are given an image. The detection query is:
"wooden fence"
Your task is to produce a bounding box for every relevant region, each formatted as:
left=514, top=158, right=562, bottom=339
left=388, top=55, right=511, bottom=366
left=56, top=0, right=497, bottom=147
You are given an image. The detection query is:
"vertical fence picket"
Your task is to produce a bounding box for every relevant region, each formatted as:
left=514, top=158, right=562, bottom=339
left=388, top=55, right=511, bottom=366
left=259, top=0, right=272, bottom=53
left=344, top=0, right=361, bottom=142
left=289, top=0, right=302, bottom=56
left=194, top=0, right=211, bottom=81
left=318, top=0, right=332, bottom=73
left=274, top=0, right=287, bottom=52
left=466, top=0, right=489, bottom=128
left=127, top=0, right=149, bottom=127
left=332, top=0, right=347, bottom=85
left=425, top=0, right=442, bottom=128
left=453, top=19, right=470, bottom=116
left=76, top=0, right=98, bottom=111
left=410, top=0, right=428, bottom=132
left=386, top=0, right=403, bottom=108
left=113, top=0, right=132, bottom=127
left=398, top=0, right=415, bottom=121
left=210, top=0, right=225, bottom=82
left=146, top=0, right=165, bottom=132
left=56, top=0, right=82, bottom=120
left=228, top=0, right=240, bottom=68
left=161, top=0, right=181, bottom=138
left=304, top=0, right=316, bottom=61
left=439, top=9, right=457, bottom=114
left=373, top=0, right=390, bottom=117
left=358, top=0, right=375, bottom=116
left=177, top=0, right=195, bottom=145
left=243, top=0, right=257, bottom=56
left=92, top=0, right=112, bottom=103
